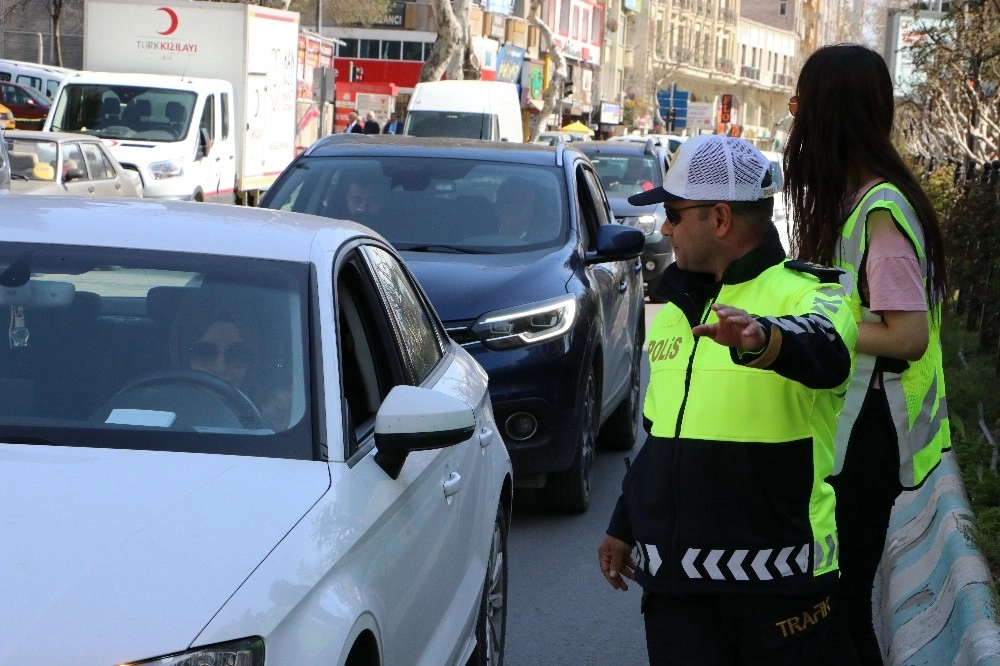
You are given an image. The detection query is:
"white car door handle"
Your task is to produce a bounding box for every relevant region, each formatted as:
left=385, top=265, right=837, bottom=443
left=443, top=472, right=463, bottom=497
left=479, top=426, right=495, bottom=448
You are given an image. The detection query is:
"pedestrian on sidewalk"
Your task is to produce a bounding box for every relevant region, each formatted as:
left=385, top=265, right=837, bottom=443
left=783, top=43, right=951, bottom=666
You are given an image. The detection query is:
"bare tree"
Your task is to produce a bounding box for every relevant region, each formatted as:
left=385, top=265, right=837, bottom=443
left=527, top=0, right=568, bottom=141
left=47, top=0, right=66, bottom=65
left=418, top=0, right=464, bottom=82
left=897, top=0, right=1000, bottom=164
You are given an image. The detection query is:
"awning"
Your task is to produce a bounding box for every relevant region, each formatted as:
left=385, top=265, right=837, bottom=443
left=561, top=120, right=594, bottom=136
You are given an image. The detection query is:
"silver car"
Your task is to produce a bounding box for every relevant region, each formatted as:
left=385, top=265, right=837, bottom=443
left=4, top=129, right=141, bottom=197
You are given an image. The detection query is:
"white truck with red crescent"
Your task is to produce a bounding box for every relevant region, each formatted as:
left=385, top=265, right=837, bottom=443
left=44, top=0, right=299, bottom=205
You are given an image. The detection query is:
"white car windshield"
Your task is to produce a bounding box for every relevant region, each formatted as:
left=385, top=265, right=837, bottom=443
left=0, top=244, right=313, bottom=458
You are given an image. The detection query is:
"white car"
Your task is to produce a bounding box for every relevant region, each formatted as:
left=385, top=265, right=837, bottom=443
left=0, top=129, right=9, bottom=192
left=0, top=196, right=513, bottom=666
left=761, top=150, right=793, bottom=256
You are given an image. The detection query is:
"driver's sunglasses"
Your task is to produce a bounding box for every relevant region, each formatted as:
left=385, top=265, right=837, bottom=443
left=188, top=341, right=254, bottom=368
left=664, top=202, right=720, bottom=226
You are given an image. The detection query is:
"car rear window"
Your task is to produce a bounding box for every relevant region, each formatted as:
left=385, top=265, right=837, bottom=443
left=266, top=156, right=570, bottom=253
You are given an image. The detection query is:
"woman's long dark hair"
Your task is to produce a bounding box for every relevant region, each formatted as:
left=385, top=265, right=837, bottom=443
left=783, top=43, right=947, bottom=305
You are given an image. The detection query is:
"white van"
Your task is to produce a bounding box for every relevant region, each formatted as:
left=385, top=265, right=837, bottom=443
left=404, top=80, right=524, bottom=142
left=45, top=71, right=237, bottom=203
left=0, top=59, right=76, bottom=99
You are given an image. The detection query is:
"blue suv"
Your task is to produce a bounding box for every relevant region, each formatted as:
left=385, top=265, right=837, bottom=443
left=261, top=136, right=645, bottom=512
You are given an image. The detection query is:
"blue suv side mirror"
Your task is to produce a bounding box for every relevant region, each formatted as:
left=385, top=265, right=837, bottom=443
left=585, top=224, right=645, bottom=264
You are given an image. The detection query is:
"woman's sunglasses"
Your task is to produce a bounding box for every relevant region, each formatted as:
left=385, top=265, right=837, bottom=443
left=188, top=341, right=254, bottom=368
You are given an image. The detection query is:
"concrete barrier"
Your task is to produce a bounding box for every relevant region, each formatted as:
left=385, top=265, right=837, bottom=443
left=875, top=450, right=1000, bottom=665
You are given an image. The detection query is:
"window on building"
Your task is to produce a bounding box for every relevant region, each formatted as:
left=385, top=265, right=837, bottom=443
left=741, top=44, right=747, bottom=66
left=339, top=39, right=359, bottom=58
left=403, top=41, right=424, bottom=61
left=571, top=7, right=580, bottom=38
left=582, top=9, right=590, bottom=41
left=779, top=0, right=787, bottom=15
left=592, top=8, right=603, bottom=46
left=382, top=40, right=401, bottom=60
left=360, top=39, right=380, bottom=59
left=560, top=0, right=571, bottom=34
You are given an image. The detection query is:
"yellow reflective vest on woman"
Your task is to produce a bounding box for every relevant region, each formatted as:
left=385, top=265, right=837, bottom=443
left=834, top=183, right=950, bottom=489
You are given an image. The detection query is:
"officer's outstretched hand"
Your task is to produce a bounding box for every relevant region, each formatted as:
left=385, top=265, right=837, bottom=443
left=599, top=534, right=636, bottom=591
left=692, top=303, right=766, bottom=352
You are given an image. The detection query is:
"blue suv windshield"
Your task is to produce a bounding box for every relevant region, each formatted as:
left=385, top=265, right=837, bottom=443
left=266, top=156, right=570, bottom=253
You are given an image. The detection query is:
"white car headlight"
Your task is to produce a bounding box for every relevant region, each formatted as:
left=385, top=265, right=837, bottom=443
left=148, top=159, right=185, bottom=180
left=121, top=637, right=263, bottom=665
left=471, top=295, right=577, bottom=350
left=622, top=213, right=658, bottom=235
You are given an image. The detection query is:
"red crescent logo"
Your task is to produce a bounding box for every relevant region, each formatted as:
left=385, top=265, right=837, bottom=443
left=157, top=7, right=179, bottom=35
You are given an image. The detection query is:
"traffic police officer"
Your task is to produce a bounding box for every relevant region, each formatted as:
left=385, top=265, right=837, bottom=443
left=597, top=134, right=859, bottom=665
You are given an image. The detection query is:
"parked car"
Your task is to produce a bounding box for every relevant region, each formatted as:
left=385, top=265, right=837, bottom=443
left=0, top=58, right=75, bottom=98
left=609, top=133, right=686, bottom=154
left=577, top=139, right=673, bottom=301
left=0, top=80, right=50, bottom=130
left=0, top=196, right=512, bottom=665
left=0, top=103, right=13, bottom=129
left=261, top=136, right=646, bottom=513
left=533, top=130, right=591, bottom=145
left=4, top=129, right=142, bottom=197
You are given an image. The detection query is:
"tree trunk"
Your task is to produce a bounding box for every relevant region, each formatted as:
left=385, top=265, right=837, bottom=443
left=50, top=0, right=64, bottom=67
left=462, top=41, right=481, bottom=80
left=447, top=0, right=471, bottom=80
left=419, top=0, right=463, bottom=83
left=527, top=0, right=567, bottom=142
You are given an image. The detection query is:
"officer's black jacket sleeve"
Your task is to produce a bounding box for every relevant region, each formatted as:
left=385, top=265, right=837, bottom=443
left=606, top=495, right=634, bottom=545
left=730, top=280, right=857, bottom=390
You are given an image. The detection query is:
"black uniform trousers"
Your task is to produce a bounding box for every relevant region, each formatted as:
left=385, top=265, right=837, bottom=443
left=641, top=585, right=836, bottom=665
left=826, top=387, right=903, bottom=666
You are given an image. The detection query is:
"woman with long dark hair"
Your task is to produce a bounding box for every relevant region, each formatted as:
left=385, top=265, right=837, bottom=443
left=783, top=43, right=951, bottom=665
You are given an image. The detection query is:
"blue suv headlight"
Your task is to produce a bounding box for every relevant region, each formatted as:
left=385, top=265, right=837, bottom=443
left=471, top=295, right=577, bottom=350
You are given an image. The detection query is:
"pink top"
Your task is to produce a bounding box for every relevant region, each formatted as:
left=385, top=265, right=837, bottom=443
left=864, top=216, right=927, bottom=314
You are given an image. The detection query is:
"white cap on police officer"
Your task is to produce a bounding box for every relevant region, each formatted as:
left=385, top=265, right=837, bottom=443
left=628, top=134, right=777, bottom=206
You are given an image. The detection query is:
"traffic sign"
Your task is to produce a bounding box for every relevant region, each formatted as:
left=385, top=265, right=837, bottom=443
left=657, top=84, right=689, bottom=129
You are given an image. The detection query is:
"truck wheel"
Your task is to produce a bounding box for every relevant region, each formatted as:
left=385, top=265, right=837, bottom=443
left=598, top=336, right=641, bottom=451
left=541, top=367, right=597, bottom=513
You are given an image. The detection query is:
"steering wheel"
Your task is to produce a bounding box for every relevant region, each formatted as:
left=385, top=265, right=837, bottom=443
left=105, top=369, right=267, bottom=430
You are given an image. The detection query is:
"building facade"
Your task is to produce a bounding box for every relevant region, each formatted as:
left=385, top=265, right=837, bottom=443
left=1, top=0, right=850, bottom=144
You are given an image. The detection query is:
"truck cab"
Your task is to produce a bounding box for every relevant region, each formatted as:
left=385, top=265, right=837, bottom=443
left=45, top=71, right=236, bottom=203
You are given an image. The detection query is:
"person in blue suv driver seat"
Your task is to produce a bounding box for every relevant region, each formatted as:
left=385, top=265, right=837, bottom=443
left=596, top=134, right=858, bottom=665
